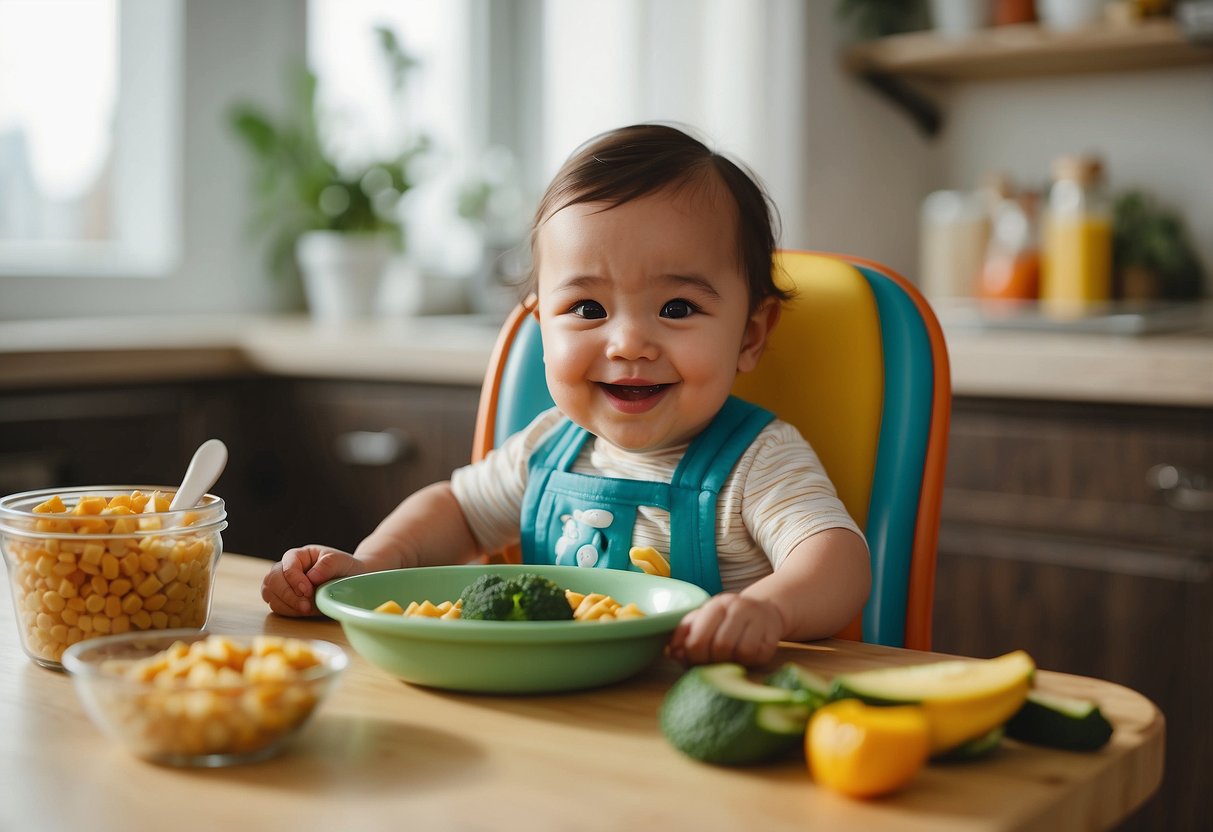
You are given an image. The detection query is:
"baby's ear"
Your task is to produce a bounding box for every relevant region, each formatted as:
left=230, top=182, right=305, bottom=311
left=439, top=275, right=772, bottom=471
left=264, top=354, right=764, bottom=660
left=737, top=297, right=780, bottom=373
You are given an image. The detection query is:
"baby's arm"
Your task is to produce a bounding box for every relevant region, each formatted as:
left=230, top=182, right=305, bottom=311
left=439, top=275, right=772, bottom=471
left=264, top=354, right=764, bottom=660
left=667, top=528, right=870, bottom=665
left=261, top=481, right=482, bottom=616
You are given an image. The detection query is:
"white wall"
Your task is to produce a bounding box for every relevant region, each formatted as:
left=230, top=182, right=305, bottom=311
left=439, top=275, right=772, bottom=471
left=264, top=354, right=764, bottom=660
left=0, top=0, right=307, bottom=320
left=795, top=4, right=939, bottom=279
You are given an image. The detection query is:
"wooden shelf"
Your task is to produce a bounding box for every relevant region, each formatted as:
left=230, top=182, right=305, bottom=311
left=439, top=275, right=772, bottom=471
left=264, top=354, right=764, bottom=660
left=844, top=19, right=1213, bottom=81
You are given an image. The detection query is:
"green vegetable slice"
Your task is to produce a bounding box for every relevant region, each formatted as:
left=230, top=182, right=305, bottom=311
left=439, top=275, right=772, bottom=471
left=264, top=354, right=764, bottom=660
left=1005, top=690, right=1113, bottom=751
left=660, top=664, right=812, bottom=765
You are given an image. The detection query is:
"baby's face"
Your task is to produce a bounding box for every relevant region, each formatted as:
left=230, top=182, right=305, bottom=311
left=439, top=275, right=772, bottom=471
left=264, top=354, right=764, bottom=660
left=534, top=180, right=773, bottom=452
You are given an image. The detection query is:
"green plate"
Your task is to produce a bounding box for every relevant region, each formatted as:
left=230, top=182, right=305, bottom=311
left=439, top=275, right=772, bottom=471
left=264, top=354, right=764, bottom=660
left=316, top=564, right=710, bottom=694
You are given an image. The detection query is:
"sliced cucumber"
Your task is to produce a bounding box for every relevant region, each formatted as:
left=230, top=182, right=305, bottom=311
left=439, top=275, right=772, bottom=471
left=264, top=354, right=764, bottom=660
left=764, top=662, right=831, bottom=708
left=1005, top=690, right=1113, bottom=751
left=660, top=664, right=813, bottom=765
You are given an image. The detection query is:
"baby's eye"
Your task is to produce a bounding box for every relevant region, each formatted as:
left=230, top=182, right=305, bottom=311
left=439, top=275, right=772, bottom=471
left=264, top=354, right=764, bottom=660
left=660, top=299, right=698, bottom=319
left=570, top=300, right=607, bottom=319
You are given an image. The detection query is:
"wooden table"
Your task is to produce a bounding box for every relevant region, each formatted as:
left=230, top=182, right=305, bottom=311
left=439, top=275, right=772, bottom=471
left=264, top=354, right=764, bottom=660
left=1, top=554, right=1164, bottom=831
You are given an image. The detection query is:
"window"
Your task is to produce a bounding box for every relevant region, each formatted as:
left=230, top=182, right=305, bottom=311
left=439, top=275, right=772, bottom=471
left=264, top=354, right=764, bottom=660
left=0, top=0, right=182, bottom=278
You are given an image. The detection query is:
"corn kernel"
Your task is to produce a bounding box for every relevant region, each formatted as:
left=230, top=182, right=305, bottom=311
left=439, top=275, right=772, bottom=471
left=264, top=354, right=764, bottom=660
left=136, top=575, right=163, bottom=597
left=42, top=591, right=66, bottom=613
left=100, top=553, right=120, bottom=580
left=110, top=518, right=137, bottom=537
left=156, top=561, right=179, bottom=584
left=72, top=496, right=107, bottom=516
left=33, top=495, right=66, bottom=514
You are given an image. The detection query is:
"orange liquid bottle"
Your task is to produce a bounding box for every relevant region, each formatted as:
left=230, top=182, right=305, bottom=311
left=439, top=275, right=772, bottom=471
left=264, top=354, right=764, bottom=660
left=979, top=193, right=1041, bottom=302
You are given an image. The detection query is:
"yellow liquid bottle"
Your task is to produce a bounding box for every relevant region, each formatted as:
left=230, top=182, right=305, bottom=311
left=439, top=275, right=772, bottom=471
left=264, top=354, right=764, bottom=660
left=1041, top=156, right=1112, bottom=317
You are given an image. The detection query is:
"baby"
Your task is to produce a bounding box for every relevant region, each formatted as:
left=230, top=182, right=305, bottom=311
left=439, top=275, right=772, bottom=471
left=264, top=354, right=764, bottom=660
left=262, top=124, right=871, bottom=666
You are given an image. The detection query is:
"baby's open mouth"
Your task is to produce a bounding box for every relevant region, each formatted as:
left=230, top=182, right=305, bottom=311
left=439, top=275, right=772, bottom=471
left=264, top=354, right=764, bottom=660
left=600, top=382, right=672, bottom=401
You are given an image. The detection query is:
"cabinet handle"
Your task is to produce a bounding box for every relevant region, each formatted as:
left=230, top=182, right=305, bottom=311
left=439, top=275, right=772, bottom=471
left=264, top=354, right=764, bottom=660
left=335, top=430, right=411, bottom=467
left=1147, top=464, right=1213, bottom=512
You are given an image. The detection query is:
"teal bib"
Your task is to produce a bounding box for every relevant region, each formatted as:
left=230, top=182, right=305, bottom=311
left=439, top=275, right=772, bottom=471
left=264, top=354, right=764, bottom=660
left=518, top=396, right=774, bottom=595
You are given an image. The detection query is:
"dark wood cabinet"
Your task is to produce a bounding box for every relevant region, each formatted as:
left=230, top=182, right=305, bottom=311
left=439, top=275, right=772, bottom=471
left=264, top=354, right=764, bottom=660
left=277, top=379, right=480, bottom=553
left=932, top=397, right=1213, bottom=832
left=0, top=378, right=481, bottom=564
left=0, top=382, right=233, bottom=496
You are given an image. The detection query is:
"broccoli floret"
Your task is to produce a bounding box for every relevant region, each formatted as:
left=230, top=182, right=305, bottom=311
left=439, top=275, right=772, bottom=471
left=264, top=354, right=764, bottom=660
left=459, top=572, right=574, bottom=622
left=508, top=573, right=574, bottom=621
left=460, top=574, right=514, bottom=620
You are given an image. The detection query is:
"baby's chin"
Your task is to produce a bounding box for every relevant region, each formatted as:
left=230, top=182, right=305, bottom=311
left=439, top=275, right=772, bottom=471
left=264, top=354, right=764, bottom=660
left=586, top=422, right=699, bottom=454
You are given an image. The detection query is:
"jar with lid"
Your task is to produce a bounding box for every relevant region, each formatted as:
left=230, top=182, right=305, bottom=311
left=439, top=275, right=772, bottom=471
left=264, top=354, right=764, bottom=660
left=1041, top=154, right=1112, bottom=315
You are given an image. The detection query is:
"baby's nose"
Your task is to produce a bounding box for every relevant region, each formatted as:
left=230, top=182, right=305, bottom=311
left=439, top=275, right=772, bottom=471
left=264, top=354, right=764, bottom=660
left=605, top=318, right=659, bottom=361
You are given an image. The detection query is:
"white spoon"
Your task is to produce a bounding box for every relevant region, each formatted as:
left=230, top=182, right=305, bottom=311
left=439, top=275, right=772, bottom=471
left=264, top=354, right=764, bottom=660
left=169, top=439, right=229, bottom=511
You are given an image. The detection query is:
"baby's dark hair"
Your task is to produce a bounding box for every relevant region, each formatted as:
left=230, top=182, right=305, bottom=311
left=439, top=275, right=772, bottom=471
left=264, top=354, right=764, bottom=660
left=528, top=123, right=789, bottom=311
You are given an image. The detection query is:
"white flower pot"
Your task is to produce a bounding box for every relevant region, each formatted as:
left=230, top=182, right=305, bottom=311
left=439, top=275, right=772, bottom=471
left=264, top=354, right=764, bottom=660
left=929, top=0, right=993, bottom=37
left=1037, top=0, right=1107, bottom=31
left=295, top=231, right=392, bottom=321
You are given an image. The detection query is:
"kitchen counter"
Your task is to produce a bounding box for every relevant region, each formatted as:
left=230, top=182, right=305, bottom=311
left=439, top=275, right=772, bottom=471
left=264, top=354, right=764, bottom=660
left=0, top=313, right=503, bottom=389
left=2, top=309, right=1212, bottom=406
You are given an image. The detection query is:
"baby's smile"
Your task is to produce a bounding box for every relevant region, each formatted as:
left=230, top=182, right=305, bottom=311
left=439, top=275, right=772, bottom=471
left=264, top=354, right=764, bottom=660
left=598, top=380, right=675, bottom=414
left=600, top=381, right=672, bottom=401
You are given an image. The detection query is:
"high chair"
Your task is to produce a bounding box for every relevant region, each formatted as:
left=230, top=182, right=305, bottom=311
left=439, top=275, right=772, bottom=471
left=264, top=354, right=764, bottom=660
left=470, top=250, right=951, bottom=650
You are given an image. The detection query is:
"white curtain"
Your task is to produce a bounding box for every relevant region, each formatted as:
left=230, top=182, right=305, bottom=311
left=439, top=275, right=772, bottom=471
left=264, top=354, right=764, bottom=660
left=540, top=0, right=809, bottom=246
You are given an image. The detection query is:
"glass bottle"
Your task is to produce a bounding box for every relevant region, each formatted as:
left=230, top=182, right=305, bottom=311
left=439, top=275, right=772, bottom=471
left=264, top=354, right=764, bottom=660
left=978, top=191, right=1040, bottom=303
left=1041, top=155, right=1112, bottom=315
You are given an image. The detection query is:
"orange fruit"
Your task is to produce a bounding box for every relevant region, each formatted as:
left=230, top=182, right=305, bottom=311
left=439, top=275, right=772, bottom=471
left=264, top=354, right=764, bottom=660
left=806, top=699, right=930, bottom=799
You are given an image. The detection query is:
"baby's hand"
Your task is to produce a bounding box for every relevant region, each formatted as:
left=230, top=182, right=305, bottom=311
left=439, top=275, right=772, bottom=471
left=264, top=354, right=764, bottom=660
left=261, top=545, right=367, bottom=617
left=666, top=592, right=785, bottom=667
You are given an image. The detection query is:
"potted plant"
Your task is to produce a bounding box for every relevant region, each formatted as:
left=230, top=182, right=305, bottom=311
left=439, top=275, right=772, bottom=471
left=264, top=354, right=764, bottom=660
left=835, top=0, right=929, bottom=40
left=228, top=27, right=427, bottom=320
left=1112, top=190, right=1205, bottom=301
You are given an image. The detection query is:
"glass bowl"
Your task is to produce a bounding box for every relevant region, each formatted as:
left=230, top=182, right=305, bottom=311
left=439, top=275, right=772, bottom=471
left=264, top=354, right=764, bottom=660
left=62, top=629, right=348, bottom=767
left=0, top=486, right=227, bottom=669
left=317, top=564, right=710, bottom=693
